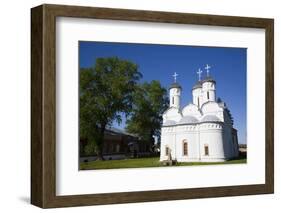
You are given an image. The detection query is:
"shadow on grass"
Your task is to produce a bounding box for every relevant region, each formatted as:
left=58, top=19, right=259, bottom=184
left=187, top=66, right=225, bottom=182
left=80, top=155, right=247, bottom=170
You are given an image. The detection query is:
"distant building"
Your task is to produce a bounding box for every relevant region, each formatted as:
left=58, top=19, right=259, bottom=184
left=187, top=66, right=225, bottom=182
left=102, top=127, right=151, bottom=158
left=238, top=144, right=247, bottom=157
left=160, top=65, right=239, bottom=162
left=80, top=127, right=151, bottom=161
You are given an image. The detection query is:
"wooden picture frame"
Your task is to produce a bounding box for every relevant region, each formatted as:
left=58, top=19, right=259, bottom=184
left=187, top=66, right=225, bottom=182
left=31, top=4, right=274, bottom=208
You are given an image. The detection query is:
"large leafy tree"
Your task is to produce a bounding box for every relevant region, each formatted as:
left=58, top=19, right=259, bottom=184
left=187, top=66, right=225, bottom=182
left=125, top=80, right=168, bottom=146
left=80, top=57, right=142, bottom=160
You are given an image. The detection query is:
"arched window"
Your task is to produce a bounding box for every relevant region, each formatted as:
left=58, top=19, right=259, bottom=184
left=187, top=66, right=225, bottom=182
left=204, top=144, right=209, bottom=156
left=183, top=140, right=188, bottom=156
left=207, top=91, right=210, bottom=100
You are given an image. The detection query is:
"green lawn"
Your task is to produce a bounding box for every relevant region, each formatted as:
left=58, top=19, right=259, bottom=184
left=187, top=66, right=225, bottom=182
left=80, top=157, right=246, bottom=170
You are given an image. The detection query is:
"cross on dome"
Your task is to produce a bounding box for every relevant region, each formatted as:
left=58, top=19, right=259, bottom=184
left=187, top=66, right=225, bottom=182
left=197, top=68, right=203, bottom=81
left=173, top=72, right=179, bottom=82
left=205, top=64, right=211, bottom=77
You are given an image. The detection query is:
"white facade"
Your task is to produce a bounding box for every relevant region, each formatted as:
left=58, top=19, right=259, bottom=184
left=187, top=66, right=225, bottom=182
left=160, top=72, right=239, bottom=162
left=169, top=86, right=181, bottom=108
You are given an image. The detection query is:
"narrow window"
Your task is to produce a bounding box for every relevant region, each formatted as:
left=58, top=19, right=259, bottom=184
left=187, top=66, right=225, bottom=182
left=204, top=144, right=209, bottom=156
left=183, top=141, right=188, bottom=156
left=116, top=144, right=120, bottom=153
left=207, top=91, right=209, bottom=100
left=197, top=97, right=199, bottom=106
left=165, top=146, right=169, bottom=156
left=110, top=144, right=114, bottom=153
left=172, top=97, right=174, bottom=104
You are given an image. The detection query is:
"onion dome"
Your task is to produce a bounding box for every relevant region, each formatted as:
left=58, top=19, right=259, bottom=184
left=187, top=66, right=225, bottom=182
left=201, top=115, right=221, bottom=122
left=163, top=120, right=177, bottom=126
left=201, top=76, right=216, bottom=84
left=169, top=82, right=182, bottom=90
left=178, top=116, right=199, bottom=124
left=192, top=81, right=202, bottom=90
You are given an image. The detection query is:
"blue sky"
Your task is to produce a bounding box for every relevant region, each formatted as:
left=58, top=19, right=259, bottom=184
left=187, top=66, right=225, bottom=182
left=79, top=41, right=247, bottom=144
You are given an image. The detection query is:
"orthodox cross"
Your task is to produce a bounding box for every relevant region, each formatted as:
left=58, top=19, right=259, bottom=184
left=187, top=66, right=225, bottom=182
left=173, top=72, right=178, bottom=82
left=205, top=64, right=211, bottom=77
left=197, top=68, right=203, bottom=81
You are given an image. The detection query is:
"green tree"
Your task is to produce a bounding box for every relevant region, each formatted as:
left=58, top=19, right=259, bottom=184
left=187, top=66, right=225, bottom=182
left=125, top=80, right=168, bottom=147
left=80, top=57, right=142, bottom=160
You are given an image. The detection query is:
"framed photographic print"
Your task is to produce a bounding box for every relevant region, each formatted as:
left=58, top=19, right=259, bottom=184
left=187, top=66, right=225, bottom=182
left=31, top=4, right=274, bottom=208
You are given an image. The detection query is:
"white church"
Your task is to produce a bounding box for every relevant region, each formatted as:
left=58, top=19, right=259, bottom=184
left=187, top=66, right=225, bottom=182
left=160, top=65, right=239, bottom=163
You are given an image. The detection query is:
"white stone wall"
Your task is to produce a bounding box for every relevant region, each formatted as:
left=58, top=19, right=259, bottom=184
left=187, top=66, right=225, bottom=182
left=182, top=104, right=201, bottom=119
left=163, top=107, right=182, bottom=123
left=192, top=81, right=216, bottom=108
left=192, top=87, right=203, bottom=107
left=174, top=125, right=200, bottom=161
left=201, top=102, right=224, bottom=120
left=160, top=122, right=227, bottom=162
left=169, top=87, right=181, bottom=108
left=199, top=123, right=225, bottom=162
left=222, top=125, right=239, bottom=159
left=160, top=127, right=176, bottom=161
left=202, top=81, right=216, bottom=104
left=232, top=131, right=239, bottom=156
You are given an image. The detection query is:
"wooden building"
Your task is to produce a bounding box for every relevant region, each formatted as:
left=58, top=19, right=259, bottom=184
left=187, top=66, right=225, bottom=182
left=80, top=127, right=151, bottom=161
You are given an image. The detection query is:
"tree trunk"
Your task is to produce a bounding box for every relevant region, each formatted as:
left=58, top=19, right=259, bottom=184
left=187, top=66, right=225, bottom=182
left=96, top=149, right=104, bottom=161
left=96, top=125, right=106, bottom=161
left=149, top=130, right=154, bottom=151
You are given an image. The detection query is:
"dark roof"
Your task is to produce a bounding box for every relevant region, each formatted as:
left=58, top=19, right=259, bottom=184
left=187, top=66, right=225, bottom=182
left=201, top=76, right=216, bottom=84
left=105, top=126, right=138, bottom=138
left=169, top=82, right=182, bottom=89
left=192, top=77, right=216, bottom=90
left=192, top=81, right=202, bottom=90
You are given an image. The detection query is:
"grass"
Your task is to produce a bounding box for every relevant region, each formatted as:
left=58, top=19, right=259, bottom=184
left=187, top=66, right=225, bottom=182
left=80, top=156, right=246, bottom=170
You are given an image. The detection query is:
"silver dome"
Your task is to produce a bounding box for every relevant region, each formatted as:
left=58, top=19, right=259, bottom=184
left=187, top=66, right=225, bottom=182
left=178, top=116, right=199, bottom=124
left=201, top=115, right=221, bottom=122
left=163, top=120, right=177, bottom=126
